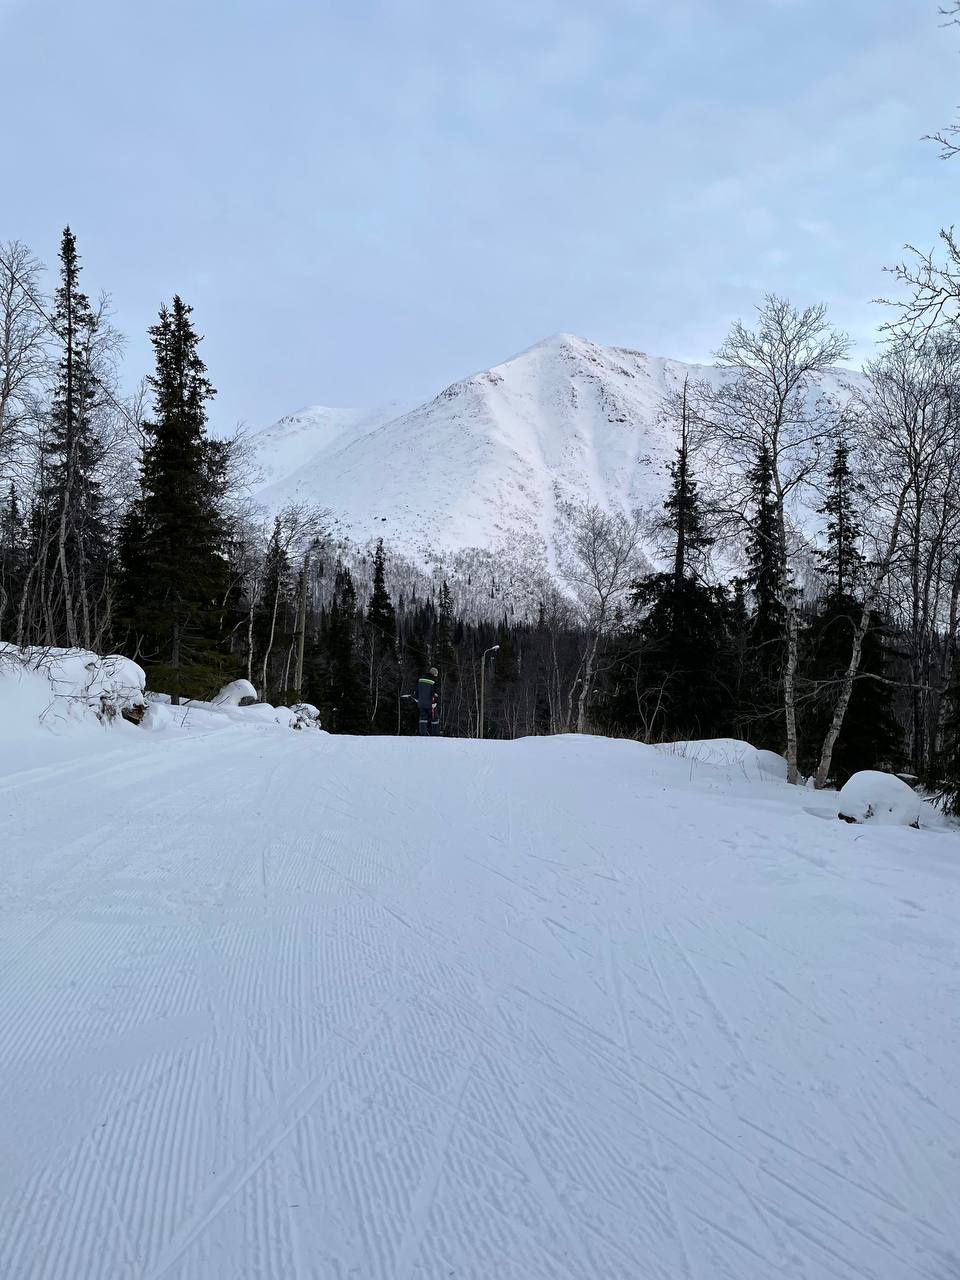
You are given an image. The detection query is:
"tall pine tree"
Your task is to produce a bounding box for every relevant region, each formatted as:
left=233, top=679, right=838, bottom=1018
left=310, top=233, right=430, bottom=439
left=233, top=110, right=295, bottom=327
left=738, top=444, right=786, bottom=749
left=41, top=228, right=110, bottom=648
left=254, top=516, right=294, bottom=701
left=815, top=436, right=864, bottom=599
left=117, top=297, right=230, bottom=702
left=622, top=421, right=731, bottom=739
left=605, top=389, right=728, bottom=740
left=0, top=483, right=25, bottom=638
left=805, top=437, right=901, bottom=783
left=365, top=538, right=399, bottom=731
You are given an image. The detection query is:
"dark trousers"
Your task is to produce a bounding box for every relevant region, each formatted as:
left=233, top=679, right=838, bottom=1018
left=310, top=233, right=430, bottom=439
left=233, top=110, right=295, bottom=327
left=419, top=713, right=440, bottom=736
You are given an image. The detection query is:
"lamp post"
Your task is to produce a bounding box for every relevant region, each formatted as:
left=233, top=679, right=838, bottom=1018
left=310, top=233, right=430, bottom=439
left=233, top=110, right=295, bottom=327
left=399, top=692, right=415, bottom=735
left=479, top=644, right=500, bottom=739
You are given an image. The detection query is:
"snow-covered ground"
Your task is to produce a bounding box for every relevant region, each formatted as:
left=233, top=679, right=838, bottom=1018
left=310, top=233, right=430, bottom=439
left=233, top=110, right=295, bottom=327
left=1, top=711, right=958, bottom=1278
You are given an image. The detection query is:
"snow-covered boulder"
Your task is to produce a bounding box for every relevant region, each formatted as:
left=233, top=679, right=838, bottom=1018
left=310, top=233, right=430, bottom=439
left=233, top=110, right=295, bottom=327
left=212, top=678, right=259, bottom=707
left=0, top=644, right=146, bottom=732
left=837, top=771, right=923, bottom=828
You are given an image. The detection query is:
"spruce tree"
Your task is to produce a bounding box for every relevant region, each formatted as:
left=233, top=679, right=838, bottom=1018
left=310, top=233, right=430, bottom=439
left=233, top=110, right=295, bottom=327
left=744, top=444, right=784, bottom=654
left=368, top=540, right=396, bottom=636
left=618, top=427, right=731, bottom=740
left=738, top=445, right=786, bottom=748
left=322, top=565, right=368, bottom=732
left=365, top=538, right=399, bottom=731
left=436, top=579, right=456, bottom=680
left=805, top=437, right=901, bottom=782
left=0, top=483, right=25, bottom=637
left=255, top=516, right=293, bottom=701
left=117, top=296, right=230, bottom=702
left=816, top=436, right=864, bottom=599
left=42, top=228, right=109, bottom=648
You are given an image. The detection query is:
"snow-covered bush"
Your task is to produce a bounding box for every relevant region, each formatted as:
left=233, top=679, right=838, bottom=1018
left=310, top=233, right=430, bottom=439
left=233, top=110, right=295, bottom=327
left=289, top=702, right=322, bottom=730
left=837, top=771, right=923, bottom=828
left=0, top=644, right=146, bottom=732
left=212, top=678, right=259, bottom=707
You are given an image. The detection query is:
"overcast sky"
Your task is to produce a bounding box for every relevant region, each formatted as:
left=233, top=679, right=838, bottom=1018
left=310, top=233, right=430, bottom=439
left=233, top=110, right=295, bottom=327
left=3, top=0, right=959, bottom=431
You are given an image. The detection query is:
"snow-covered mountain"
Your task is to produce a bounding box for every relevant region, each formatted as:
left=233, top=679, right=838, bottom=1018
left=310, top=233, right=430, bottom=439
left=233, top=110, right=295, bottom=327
left=249, top=333, right=855, bottom=564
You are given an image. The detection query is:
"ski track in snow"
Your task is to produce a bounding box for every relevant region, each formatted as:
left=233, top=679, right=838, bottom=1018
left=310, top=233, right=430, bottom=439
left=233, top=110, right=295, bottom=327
left=0, top=729, right=958, bottom=1279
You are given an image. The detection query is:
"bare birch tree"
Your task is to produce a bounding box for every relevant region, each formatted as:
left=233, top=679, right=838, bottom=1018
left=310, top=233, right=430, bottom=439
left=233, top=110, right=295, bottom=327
left=700, top=295, right=849, bottom=782
left=813, top=339, right=960, bottom=786
left=557, top=502, right=645, bottom=734
left=0, top=242, right=48, bottom=491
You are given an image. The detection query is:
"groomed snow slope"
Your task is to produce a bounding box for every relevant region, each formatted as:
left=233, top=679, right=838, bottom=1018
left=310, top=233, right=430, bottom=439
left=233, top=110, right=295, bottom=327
left=249, top=334, right=858, bottom=564
left=1, top=725, right=957, bottom=1279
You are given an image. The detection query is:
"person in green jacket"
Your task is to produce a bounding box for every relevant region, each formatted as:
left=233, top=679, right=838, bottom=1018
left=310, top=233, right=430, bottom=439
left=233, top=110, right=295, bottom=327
left=416, top=667, right=440, bottom=736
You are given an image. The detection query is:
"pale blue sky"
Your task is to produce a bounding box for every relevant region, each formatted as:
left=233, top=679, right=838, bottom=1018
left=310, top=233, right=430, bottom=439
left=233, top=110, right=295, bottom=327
left=2, top=0, right=958, bottom=430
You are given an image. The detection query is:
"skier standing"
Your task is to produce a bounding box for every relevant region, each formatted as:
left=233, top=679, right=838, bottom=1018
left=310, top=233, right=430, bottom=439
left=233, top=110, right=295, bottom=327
left=416, top=667, right=441, bottom=736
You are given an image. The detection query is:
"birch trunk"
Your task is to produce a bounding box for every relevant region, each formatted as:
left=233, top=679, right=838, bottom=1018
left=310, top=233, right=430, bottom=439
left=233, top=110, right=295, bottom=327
left=814, top=490, right=907, bottom=789
left=783, top=605, right=800, bottom=784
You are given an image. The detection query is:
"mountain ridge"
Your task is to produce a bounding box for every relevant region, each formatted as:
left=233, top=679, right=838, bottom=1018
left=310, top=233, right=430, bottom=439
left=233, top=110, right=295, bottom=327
left=248, top=333, right=856, bottom=565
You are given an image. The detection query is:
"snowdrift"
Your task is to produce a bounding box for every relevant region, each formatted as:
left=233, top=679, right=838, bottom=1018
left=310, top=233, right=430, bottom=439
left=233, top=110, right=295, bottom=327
left=657, top=737, right=789, bottom=781
left=0, top=643, right=146, bottom=737
left=147, top=684, right=322, bottom=733
left=0, top=649, right=322, bottom=744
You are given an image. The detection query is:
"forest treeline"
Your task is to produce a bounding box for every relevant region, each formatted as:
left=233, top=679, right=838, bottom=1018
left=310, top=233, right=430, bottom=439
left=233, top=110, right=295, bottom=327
left=4, top=24, right=960, bottom=801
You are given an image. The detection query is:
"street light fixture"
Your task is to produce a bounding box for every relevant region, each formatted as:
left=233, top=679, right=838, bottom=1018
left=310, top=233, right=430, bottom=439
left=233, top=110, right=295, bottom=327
left=479, top=645, right=500, bottom=740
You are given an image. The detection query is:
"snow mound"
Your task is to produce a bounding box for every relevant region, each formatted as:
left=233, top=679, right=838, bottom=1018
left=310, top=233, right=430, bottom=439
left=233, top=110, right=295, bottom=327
left=838, top=770, right=923, bottom=827
left=212, top=678, right=259, bottom=706
left=659, top=738, right=789, bottom=781
left=0, top=644, right=146, bottom=735
left=143, top=691, right=323, bottom=734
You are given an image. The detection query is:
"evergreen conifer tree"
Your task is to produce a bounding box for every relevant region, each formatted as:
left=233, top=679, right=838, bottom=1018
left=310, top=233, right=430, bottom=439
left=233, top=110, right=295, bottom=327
left=117, top=296, right=230, bottom=702
left=41, top=228, right=110, bottom=648
left=255, top=516, right=293, bottom=700
left=0, top=483, right=25, bottom=637
left=325, top=565, right=368, bottom=732
left=436, top=579, right=457, bottom=680
left=816, top=436, right=864, bottom=598
left=365, top=538, right=399, bottom=731
left=805, top=437, right=901, bottom=782
left=745, top=444, right=784, bottom=653
left=616, top=425, right=731, bottom=740
left=738, top=444, right=786, bottom=748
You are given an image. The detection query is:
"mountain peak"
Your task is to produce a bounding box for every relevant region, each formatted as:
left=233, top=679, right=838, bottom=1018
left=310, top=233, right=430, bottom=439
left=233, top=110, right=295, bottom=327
left=496, top=332, right=596, bottom=367
left=250, top=335, right=732, bottom=563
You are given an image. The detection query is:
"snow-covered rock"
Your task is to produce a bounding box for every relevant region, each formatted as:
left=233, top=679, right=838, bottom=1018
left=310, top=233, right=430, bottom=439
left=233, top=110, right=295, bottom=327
left=0, top=644, right=146, bottom=733
left=212, top=678, right=259, bottom=707
left=837, top=770, right=923, bottom=827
